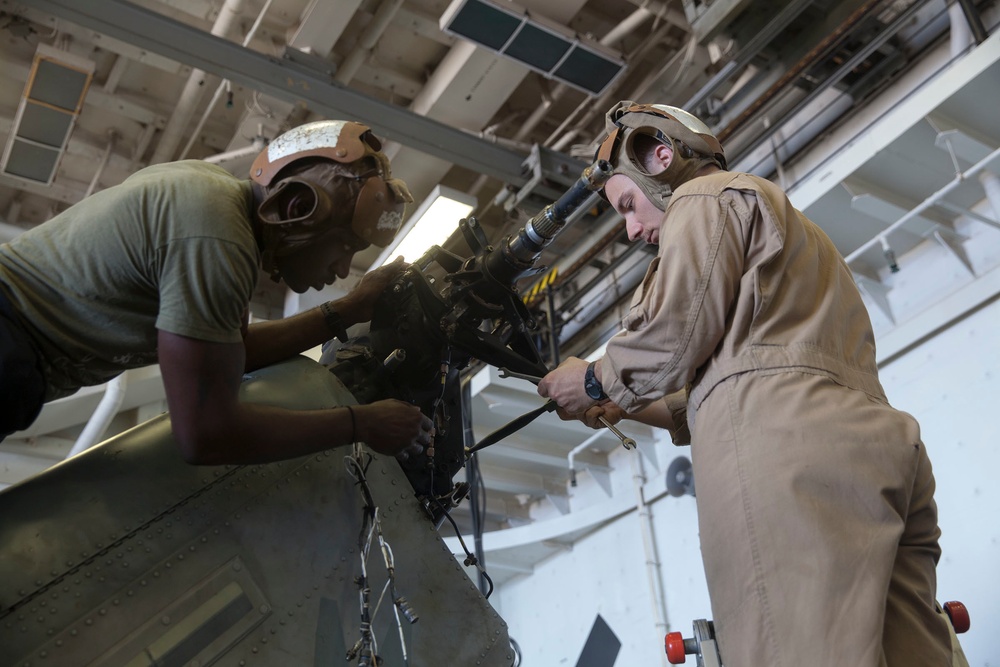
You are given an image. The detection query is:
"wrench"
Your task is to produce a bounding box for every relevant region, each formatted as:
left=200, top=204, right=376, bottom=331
left=497, top=368, right=637, bottom=450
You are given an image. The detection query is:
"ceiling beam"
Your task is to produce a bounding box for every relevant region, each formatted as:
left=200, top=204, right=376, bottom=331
left=18, top=0, right=535, bottom=186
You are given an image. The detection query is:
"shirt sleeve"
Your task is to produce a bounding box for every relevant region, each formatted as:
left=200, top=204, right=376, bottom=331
left=155, top=236, right=258, bottom=343
left=602, top=189, right=750, bottom=413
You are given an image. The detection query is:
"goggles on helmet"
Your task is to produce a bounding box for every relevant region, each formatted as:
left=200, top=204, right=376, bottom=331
left=596, top=103, right=726, bottom=171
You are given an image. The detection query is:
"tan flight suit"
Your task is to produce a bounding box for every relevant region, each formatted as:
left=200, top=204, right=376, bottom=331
left=601, top=171, right=962, bottom=666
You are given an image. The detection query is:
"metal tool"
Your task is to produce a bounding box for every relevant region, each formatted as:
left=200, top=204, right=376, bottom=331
left=497, top=368, right=545, bottom=383
left=599, top=416, right=635, bottom=450
left=497, top=368, right=637, bottom=450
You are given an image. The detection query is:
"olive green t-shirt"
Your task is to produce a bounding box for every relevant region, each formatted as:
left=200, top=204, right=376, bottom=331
left=0, top=161, right=259, bottom=400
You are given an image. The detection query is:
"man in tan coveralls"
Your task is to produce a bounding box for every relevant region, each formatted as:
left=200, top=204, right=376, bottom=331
left=538, top=102, right=967, bottom=666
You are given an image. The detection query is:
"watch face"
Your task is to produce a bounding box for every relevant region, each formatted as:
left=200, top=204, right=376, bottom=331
left=584, top=363, right=604, bottom=400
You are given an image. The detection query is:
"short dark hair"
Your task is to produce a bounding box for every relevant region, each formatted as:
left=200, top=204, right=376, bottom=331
left=630, top=133, right=667, bottom=174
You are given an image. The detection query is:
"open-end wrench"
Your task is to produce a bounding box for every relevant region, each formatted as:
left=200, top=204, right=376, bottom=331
left=497, top=368, right=637, bottom=450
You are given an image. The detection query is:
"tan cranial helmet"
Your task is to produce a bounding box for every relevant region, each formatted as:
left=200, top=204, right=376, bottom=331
left=250, top=120, right=413, bottom=247
left=596, top=101, right=726, bottom=211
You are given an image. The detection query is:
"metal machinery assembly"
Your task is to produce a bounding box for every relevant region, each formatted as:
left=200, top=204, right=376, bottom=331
left=325, top=159, right=612, bottom=522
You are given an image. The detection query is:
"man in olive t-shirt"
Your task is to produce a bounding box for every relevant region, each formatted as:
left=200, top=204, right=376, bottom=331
left=0, top=120, right=435, bottom=464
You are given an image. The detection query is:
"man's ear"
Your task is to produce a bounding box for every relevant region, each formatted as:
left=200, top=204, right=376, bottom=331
left=654, top=141, right=674, bottom=169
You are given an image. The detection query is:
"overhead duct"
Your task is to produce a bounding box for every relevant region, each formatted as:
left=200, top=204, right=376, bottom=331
left=440, top=0, right=626, bottom=96
left=1, top=43, right=94, bottom=185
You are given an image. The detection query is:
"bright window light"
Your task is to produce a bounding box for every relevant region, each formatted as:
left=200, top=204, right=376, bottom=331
left=372, top=184, right=476, bottom=267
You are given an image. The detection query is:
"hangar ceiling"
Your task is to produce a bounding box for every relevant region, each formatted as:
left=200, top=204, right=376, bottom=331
left=1, top=0, right=998, bottom=585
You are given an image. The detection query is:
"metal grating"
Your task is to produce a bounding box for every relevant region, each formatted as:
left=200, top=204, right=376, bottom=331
left=440, top=0, right=626, bottom=96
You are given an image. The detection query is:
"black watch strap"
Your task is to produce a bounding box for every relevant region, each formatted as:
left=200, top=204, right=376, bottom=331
left=320, top=302, right=350, bottom=343
left=584, top=361, right=607, bottom=401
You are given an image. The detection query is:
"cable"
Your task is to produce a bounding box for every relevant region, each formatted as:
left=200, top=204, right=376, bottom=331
left=344, top=445, right=417, bottom=665
left=438, top=507, right=495, bottom=599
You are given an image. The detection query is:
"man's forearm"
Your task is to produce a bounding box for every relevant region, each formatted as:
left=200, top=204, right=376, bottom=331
left=243, top=296, right=360, bottom=371
left=174, top=401, right=358, bottom=465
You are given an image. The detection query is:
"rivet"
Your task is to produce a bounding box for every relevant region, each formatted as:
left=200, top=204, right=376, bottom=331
left=336, top=148, right=347, bottom=157
left=161, top=616, right=170, bottom=626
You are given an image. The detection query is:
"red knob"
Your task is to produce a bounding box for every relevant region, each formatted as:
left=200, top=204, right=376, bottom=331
left=944, top=600, right=970, bottom=633
left=665, top=632, right=687, bottom=664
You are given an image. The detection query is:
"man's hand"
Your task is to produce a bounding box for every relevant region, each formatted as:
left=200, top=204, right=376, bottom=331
left=353, top=399, right=434, bottom=457
left=557, top=401, right=626, bottom=429
left=340, top=256, right=407, bottom=324
left=537, top=356, right=595, bottom=415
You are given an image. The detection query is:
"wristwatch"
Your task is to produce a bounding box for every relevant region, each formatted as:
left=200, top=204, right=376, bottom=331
left=320, top=301, right=350, bottom=343
left=584, top=361, right=607, bottom=401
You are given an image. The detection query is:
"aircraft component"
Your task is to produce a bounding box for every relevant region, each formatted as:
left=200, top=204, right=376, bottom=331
left=0, top=358, right=513, bottom=666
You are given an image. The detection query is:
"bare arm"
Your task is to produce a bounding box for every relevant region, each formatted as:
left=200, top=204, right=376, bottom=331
left=242, top=257, right=406, bottom=372
left=158, top=329, right=433, bottom=465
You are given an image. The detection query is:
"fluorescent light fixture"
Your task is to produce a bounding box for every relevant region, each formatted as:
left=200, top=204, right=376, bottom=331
left=373, top=184, right=476, bottom=267
left=1, top=43, right=95, bottom=185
